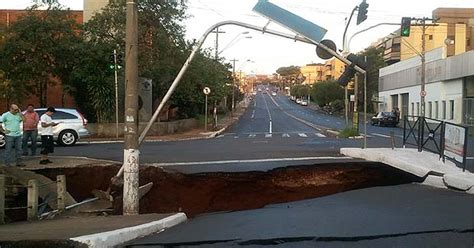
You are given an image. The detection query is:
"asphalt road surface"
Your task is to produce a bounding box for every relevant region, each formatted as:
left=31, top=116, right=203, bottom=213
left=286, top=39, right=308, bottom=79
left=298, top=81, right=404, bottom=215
left=26, top=90, right=472, bottom=172
left=125, top=184, right=474, bottom=247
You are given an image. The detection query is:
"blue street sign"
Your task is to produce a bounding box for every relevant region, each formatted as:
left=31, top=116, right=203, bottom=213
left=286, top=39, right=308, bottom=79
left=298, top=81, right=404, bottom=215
left=253, top=0, right=327, bottom=43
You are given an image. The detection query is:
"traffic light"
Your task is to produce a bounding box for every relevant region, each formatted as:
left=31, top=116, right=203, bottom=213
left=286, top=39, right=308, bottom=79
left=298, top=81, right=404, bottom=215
left=337, top=53, right=367, bottom=87
left=109, top=54, right=115, bottom=70
left=401, top=17, right=411, bottom=37
left=337, top=65, right=356, bottom=87
left=116, top=54, right=123, bottom=69
left=356, top=0, right=369, bottom=25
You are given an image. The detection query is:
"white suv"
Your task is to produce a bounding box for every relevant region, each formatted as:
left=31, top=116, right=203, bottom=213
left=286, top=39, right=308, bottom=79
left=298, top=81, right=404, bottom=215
left=0, top=108, right=89, bottom=148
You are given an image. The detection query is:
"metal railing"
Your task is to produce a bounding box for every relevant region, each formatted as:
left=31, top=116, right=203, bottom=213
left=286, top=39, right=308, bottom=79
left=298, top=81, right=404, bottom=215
left=0, top=175, right=67, bottom=224
left=403, top=116, right=469, bottom=171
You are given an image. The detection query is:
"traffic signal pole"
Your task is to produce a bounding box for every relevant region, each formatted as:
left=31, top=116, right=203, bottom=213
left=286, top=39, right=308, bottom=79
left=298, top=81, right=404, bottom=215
left=123, top=0, right=139, bottom=216
left=113, top=49, right=119, bottom=139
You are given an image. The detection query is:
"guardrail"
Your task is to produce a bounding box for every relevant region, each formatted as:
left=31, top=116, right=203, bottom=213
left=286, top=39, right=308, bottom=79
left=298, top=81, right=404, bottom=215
left=0, top=175, right=67, bottom=224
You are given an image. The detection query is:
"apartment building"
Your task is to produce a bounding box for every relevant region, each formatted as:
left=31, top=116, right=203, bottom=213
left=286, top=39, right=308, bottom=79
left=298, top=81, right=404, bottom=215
left=377, top=8, right=474, bottom=65
left=300, top=58, right=345, bottom=85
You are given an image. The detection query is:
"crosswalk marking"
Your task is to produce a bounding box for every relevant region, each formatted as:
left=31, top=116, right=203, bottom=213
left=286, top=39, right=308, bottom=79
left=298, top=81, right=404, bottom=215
left=222, top=132, right=329, bottom=139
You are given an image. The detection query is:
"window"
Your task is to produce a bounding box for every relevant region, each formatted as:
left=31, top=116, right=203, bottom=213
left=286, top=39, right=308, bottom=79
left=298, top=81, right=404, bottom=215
left=429, top=35, right=433, bottom=40
left=442, top=101, right=446, bottom=119
left=449, top=100, right=454, bottom=120
left=411, top=103, right=414, bottom=116
left=435, top=101, right=439, bottom=119
left=52, top=111, right=78, bottom=120
left=416, top=102, right=420, bottom=116
left=428, top=102, right=432, bottom=118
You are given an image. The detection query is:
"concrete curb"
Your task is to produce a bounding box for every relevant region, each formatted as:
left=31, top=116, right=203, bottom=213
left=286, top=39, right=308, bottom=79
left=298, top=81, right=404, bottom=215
left=340, top=148, right=473, bottom=194
left=70, top=213, right=187, bottom=248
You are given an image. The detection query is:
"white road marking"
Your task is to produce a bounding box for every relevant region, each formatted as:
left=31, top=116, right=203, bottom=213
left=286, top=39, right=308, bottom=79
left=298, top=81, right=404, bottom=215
left=371, top=133, right=391, bottom=138
left=149, top=156, right=354, bottom=167
left=326, top=119, right=330, bottom=122
left=251, top=110, right=255, bottom=119
left=282, top=133, right=290, bottom=138
left=315, top=133, right=326, bottom=138
left=467, top=157, right=474, bottom=160
left=248, top=134, right=256, bottom=138
left=269, top=121, right=273, bottom=134
left=234, top=136, right=239, bottom=139
left=298, top=133, right=308, bottom=137
left=265, top=133, right=272, bottom=138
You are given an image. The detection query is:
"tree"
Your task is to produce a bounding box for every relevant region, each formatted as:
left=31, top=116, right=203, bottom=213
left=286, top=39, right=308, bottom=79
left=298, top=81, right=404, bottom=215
left=311, top=80, right=344, bottom=107
left=356, top=46, right=386, bottom=113
left=82, top=0, right=232, bottom=121
left=0, top=0, right=82, bottom=107
left=276, top=65, right=303, bottom=88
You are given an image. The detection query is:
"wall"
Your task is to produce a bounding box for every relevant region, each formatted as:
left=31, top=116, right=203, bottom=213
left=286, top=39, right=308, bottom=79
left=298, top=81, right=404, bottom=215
left=379, top=79, right=464, bottom=124
left=87, top=118, right=198, bottom=138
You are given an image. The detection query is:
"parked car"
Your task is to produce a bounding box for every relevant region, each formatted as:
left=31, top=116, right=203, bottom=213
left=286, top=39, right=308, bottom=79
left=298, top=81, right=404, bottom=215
left=296, top=98, right=302, bottom=104
left=371, top=111, right=398, bottom=127
left=271, top=92, right=277, bottom=96
left=299, top=100, right=308, bottom=106
left=0, top=108, right=89, bottom=148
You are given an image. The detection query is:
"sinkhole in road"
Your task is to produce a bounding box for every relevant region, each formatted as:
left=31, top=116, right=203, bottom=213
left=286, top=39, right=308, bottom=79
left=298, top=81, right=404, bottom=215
left=36, top=162, right=421, bottom=218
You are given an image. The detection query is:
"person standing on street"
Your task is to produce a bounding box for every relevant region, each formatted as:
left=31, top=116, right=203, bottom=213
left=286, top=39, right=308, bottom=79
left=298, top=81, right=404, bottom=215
left=22, top=104, right=39, bottom=156
left=39, top=107, right=59, bottom=165
left=0, top=104, right=26, bottom=167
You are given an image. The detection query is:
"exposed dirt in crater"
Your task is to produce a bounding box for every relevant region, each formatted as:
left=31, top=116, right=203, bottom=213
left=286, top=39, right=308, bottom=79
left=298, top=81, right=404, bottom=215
left=36, top=162, right=420, bottom=218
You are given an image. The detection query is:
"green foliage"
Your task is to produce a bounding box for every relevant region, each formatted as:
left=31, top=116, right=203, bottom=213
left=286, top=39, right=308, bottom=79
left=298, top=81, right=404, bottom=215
left=0, top=0, right=82, bottom=107
left=338, top=127, right=359, bottom=138
left=290, top=84, right=310, bottom=98
left=0, top=0, right=232, bottom=123
left=311, top=80, right=344, bottom=107
left=330, top=99, right=344, bottom=112
left=356, top=46, right=386, bottom=113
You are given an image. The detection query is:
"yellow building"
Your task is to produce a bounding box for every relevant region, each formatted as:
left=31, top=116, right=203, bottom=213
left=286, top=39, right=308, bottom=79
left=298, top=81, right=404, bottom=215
left=379, top=8, right=474, bottom=63
left=300, top=58, right=345, bottom=84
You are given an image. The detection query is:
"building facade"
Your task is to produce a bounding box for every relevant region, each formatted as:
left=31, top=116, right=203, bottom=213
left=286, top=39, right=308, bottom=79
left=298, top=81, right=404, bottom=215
left=378, top=47, right=474, bottom=134
left=300, top=58, right=345, bottom=85
left=376, top=8, right=474, bottom=65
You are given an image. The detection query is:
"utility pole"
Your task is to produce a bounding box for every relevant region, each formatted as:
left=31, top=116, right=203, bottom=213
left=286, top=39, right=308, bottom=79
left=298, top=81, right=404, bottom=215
left=123, top=0, right=139, bottom=216
left=420, top=17, right=427, bottom=118
left=211, top=27, right=225, bottom=60
left=113, top=49, right=119, bottom=139
left=352, top=74, right=359, bottom=131
left=230, top=58, right=238, bottom=114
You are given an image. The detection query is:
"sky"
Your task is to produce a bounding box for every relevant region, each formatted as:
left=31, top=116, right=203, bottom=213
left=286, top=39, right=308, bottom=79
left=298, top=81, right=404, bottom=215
left=2, top=0, right=474, bottom=74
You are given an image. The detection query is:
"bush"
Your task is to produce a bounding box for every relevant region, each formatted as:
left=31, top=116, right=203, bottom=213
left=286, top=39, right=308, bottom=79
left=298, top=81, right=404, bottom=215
left=330, top=99, right=344, bottom=112
left=338, top=127, right=359, bottom=138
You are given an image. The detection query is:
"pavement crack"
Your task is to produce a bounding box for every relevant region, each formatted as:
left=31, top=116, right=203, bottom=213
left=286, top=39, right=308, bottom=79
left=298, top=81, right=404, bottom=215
left=237, top=228, right=474, bottom=245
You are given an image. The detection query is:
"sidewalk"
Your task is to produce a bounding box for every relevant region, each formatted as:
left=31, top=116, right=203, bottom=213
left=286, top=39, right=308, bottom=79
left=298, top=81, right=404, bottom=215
left=1, top=157, right=187, bottom=247
left=340, top=148, right=474, bottom=194
left=0, top=213, right=187, bottom=247
left=80, top=102, right=249, bottom=144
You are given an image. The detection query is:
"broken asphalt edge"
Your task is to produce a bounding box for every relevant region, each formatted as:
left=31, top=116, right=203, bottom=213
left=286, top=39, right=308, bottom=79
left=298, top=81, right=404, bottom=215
left=70, top=213, right=187, bottom=248
left=340, top=148, right=474, bottom=194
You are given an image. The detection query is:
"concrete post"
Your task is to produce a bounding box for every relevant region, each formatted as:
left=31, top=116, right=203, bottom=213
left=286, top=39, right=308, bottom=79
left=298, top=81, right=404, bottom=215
left=27, top=179, right=38, bottom=221
left=57, top=175, right=66, bottom=211
left=123, top=0, right=140, bottom=216
left=0, top=175, right=5, bottom=224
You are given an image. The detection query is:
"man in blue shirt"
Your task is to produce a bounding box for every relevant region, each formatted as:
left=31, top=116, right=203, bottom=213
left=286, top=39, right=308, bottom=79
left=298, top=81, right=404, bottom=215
left=0, top=104, right=26, bottom=167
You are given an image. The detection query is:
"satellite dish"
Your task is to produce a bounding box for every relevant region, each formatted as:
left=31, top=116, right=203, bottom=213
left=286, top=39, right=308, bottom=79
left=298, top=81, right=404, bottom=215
left=316, top=39, right=337, bottom=60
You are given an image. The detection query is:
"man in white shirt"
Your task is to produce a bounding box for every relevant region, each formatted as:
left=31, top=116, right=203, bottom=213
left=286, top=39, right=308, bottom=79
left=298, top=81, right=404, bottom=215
left=40, top=107, right=59, bottom=165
